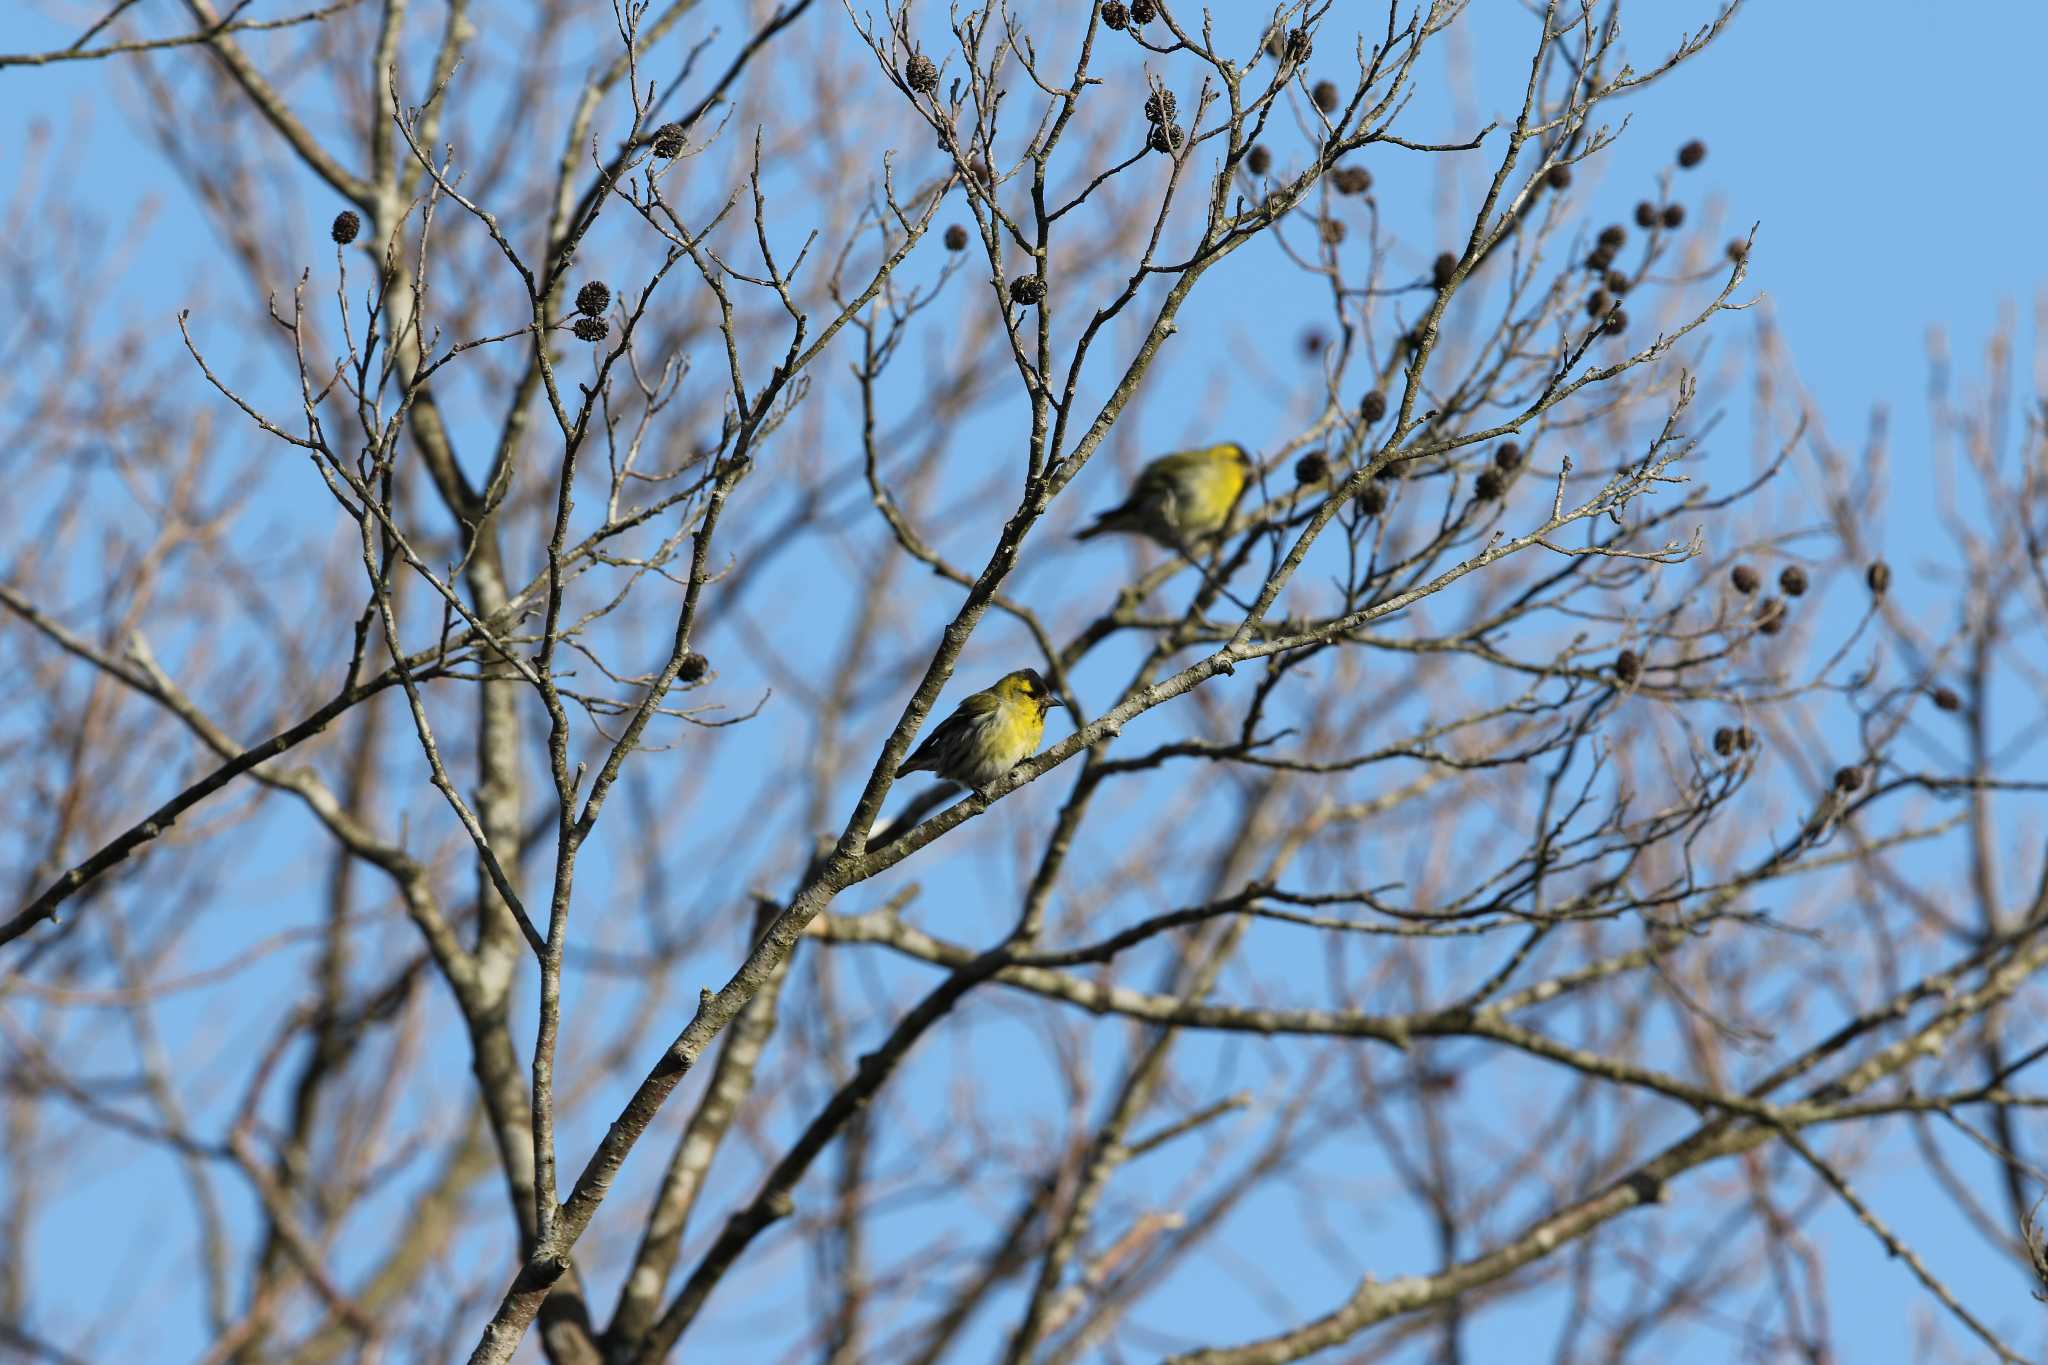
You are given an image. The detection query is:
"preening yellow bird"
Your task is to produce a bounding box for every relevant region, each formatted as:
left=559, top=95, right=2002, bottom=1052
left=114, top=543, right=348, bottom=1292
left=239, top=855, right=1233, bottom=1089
left=896, top=668, right=1065, bottom=791
left=1075, top=442, right=1253, bottom=549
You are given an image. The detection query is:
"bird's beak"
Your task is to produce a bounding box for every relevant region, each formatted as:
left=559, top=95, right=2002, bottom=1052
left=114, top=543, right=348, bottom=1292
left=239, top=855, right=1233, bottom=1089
left=1046, top=696, right=1068, bottom=709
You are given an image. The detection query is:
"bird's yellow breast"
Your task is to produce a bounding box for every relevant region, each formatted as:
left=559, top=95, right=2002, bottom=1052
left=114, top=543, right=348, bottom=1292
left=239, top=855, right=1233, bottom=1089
left=984, top=696, right=1047, bottom=765
left=1179, top=453, right=1249, bottom=529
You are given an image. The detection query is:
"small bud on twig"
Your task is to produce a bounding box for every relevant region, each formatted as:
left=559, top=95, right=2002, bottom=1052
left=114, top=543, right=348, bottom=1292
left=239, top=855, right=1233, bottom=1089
left=1756, top=596, right=1785, bottom=635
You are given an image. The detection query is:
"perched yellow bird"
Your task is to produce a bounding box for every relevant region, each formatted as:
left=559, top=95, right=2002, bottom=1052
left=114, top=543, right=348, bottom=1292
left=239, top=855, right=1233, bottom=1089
left=1075, top=442, right=1253, bottom=549
left=896, top=668, right=1064, bottom=791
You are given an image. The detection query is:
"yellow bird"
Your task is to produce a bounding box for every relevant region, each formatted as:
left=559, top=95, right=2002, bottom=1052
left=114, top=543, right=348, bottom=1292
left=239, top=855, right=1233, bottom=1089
left=1075, top=442, right=1254, bottom=549
left=896, top=668, right=1065, bottom=791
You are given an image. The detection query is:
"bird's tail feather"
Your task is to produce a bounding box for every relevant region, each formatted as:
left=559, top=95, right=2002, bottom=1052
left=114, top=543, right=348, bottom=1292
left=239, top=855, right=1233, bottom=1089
left=1075, top=507, right=1131, bottom=541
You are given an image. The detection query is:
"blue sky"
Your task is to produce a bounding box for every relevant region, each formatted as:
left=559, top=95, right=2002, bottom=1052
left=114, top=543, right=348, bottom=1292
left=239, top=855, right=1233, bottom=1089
left=4, top=2, right=2048, bottom=1362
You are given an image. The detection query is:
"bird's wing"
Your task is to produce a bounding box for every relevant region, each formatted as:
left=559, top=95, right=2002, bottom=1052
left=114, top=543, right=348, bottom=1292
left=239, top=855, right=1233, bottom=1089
left=897, top=690, right=1001, bottom=774
left=1134, top=449, right=1200, bottom=497
left=953, top=690, right=1003, bottom=720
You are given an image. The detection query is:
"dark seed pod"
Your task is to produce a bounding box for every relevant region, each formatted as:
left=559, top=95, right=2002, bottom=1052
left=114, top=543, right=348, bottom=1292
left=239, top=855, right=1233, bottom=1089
left=1360, top=390, right=1388, bottom=422
left=1130, top=0, right=1157, bottom=22
left=1602, top=308, right=1628, bottom=335
left=1319, top=218, right=1346, bottom=245
left=1332, top=165, right=1372, bottom=195
left=1493, top=442, right=1523, bottom=471
left=1144, top=88, right=1177, bottom=125
left=1833, top=765, right=1864, bottom=793
left=1312, top=80, right=1340, bottom=113
left=1586, top=244, right=1616, bottom=273
left=966, top=156, right=992, bottom=187
left=330, top=210, right=361, bottom=245
left=1713, top=726, right=1736, bottom=756
left=1635, top=200, right=1659, bottom=229
left=574, top=280, right=610, bottom=317
left=1432, top=252, right=1457, bottom=288
left=1300, top=329, right=1327, bottom=356
left=1148, top=121, right=1186, bottom=154
left=650, top=122, right=685, bottom=158
left=1474, top=468, right=1504, bottom=500
left=1586, top=289, right=1611, bottom=317
left=905, top=53, right=939, bottom=93
left=1661, top=203, right=1685, bottom=228
left=1100, top=0, right=1129, bottom=29
left=1778, top=565, right=1808, bottom=597
left=1932, top=686, right=1961, bottom=712
left=572, top=315, right=608, bottom=342
left=1294, top=451, right=1331, bottom=484
left=1731, top=564, right=1759, bottom=594
left=1544, top=163, right=1572, bottom=189
left=1677, top=138, right=1707, bottom=168
left=943, top=224, right=969, bottom=250
left=1605, top=270, right=1631, bottom=295
left=1284, top=26, right=1313, bottom=63
left=1355, top=482, right=1387, bottom=516
left=1736, top=726, right=1757, bottom=750
left=677, top=652, right=710, bottom=683
left=1726, top=238, right=1749, bottom=263
left=1374, top=458, right=1399, bottom=482
left=1402, top=328, right=1426, bottom=357
left=1756, top=596, right=1784, bottom=635
left=1866, top=561, right=1891, bottom=594
left=1598, top=224, right=1627, bottom=249
left=1615, top=649, right=1641, bottom=684
left=1246, top=144, right=1272, bottom=176
left=1008, top=274, right=1046, bottom=306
